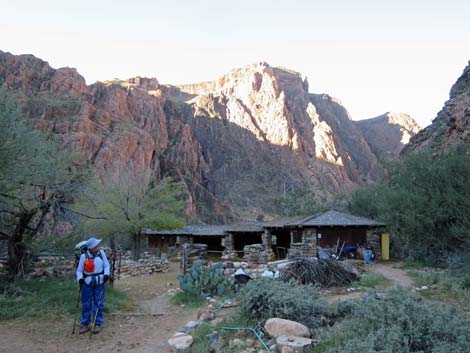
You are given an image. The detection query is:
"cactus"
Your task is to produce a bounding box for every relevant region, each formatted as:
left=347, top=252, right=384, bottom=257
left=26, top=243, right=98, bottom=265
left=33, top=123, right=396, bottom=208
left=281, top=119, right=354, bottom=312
left=177, top=260, right=234, bottom=297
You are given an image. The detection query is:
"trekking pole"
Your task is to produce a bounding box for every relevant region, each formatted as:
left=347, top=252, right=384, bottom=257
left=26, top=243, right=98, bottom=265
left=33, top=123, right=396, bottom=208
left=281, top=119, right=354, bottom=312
left=89, top=284, right=105, bottom=339
left=72, top=284, right=81, bottom=334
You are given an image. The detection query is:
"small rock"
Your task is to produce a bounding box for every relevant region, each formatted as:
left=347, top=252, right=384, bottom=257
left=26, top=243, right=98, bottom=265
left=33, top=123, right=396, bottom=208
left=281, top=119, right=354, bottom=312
left=245, top=338, right=255, bottom=347
left=277, top=335, right=313, bottom=352
left=168, top=332, right=193, bottom=351
left=185, top=321, right=199, bottom=328
left=207, top=331, right=223, bottom=351
left=222, top=300, right=239, bottom=308
left=230, top=338, right=245, bottom=348
left=281, top=346, right=295, bottom=353
left=197, top=308, right=215, bottom=321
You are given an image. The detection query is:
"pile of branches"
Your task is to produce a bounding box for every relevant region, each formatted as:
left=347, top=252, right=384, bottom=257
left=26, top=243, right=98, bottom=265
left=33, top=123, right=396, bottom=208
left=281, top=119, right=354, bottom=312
left=280, top=258, right=358, bottom=287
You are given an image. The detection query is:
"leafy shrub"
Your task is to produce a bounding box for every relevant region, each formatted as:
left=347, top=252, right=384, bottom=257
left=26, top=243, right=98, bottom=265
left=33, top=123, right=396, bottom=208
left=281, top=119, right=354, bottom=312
left=313, top=287, right=470, bottom=353
left=274, top=188, right=326, bottom=216
left=177, top=260, right=234, bottom=298
left=238, top=277, right=328, bottom=329
left=350, top=149, right=470, bottom=260
left=447, top=250, right=470, bottom=273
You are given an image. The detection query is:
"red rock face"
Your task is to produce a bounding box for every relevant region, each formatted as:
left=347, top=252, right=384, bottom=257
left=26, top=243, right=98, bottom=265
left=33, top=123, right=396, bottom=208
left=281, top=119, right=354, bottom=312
left=0, top=51, right=404, bottom=222
left=404, top=61, right=470, bottom=153
left=356, top=112, right=422, bottom=161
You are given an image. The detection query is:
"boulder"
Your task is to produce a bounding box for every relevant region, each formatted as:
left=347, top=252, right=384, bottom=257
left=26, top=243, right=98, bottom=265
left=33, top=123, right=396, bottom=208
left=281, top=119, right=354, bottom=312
left=265, top=318, right=309, bottom=338
left=168, top=332, right=193, bottom=352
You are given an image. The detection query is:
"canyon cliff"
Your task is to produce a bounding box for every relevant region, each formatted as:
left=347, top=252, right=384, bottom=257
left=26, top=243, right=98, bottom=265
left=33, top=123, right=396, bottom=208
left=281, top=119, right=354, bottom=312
left=404, top=61, right=470, bottom=153
left=356, top=112, right=421, bottom=161
left=0, top=51, right=416, bottom=222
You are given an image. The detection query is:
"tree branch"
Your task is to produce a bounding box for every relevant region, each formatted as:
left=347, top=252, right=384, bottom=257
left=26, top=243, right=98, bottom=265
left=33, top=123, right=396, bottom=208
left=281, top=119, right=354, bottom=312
left=67, top=208, right=108, bottom=220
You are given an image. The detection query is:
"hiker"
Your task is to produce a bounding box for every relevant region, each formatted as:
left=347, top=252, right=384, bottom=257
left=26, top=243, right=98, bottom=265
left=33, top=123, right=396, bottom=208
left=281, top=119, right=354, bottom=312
left=76, top=237, right=110, bottom=334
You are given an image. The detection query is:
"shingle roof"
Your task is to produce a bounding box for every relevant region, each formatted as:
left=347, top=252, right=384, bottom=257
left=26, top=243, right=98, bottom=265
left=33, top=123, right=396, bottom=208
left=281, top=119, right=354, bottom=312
left=260, top=216, right=306, bottom=228
left=287, top=210, right=385, bottom=227
left=144, top=222, right=265, bottom=237
left=225, top=221, right=264, bottom=233
left=144, top=211, right=385, bottom=237
left=143, top=224, right=229, bottom=237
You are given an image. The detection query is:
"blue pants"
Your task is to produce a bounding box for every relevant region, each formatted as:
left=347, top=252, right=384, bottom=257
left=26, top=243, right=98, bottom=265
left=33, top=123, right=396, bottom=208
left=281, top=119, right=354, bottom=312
left=80, top=283, right=106, bottom=326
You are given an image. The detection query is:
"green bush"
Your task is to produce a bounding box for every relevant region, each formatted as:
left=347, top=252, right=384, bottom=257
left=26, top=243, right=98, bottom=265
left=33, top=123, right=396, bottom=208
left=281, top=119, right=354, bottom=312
left=447, top=250, right=470, bottom=273
left=238, top=277, right=328, bottom=329
left=177, top=260, right=234, bottom=298
left=274, top=188, right=326, bottom=216
left=350, top=149, right=470, bottom=260
left=312, top=287, right=470, bottom=353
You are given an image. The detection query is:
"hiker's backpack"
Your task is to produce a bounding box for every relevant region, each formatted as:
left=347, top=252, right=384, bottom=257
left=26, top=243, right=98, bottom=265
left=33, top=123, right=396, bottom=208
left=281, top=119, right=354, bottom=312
left=83, top=250, right=104, bottom=274
left=74, top=240, right=88, bottom=269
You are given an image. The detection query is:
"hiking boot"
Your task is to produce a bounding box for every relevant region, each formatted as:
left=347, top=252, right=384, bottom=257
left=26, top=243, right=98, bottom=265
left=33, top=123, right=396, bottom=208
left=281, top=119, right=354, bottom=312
left=79, top=324, right=89, bottom=334
left=93, top=325, right=101, bottom=334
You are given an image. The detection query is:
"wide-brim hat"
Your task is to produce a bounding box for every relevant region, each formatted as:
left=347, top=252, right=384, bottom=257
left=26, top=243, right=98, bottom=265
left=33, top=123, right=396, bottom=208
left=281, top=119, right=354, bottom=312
left=86, top=237, right=102, bottom=249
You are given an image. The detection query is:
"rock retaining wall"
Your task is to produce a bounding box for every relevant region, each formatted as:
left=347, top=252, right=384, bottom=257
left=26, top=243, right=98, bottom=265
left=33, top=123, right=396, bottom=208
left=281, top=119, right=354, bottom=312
left=2, top=250, right=170, bottom=278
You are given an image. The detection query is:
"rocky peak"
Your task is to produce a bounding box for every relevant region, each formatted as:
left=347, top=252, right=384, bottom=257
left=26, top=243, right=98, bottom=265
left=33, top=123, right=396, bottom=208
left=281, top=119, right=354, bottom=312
left=172, top=63, right=380, bottom=194
left=450, top=61, right=470, bottom=98
left=356, top=112, right=421, bottom=161
left=127, top=76, right=160, bottom=91
left=404, top=61, right=470, bottom=153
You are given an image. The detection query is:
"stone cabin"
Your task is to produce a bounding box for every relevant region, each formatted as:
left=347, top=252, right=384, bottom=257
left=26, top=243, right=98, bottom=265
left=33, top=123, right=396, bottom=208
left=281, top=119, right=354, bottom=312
left=281, top=210, right=385, bottom=259
left=144, top=210, right=386, bottom=261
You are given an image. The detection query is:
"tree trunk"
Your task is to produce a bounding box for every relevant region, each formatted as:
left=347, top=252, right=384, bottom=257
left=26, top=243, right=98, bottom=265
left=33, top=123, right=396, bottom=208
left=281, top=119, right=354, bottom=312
left=7, top=208, right=36, bottom=277
left=132, top=232, right=142, bottom=261
left=7, top=232, right=26, bottom=278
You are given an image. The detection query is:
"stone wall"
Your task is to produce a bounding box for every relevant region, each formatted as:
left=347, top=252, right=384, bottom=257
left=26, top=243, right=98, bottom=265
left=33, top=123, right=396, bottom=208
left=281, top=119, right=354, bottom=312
left=181, top=243, right=208, bottom=273
left=10, top=250, right=170, bottom=279
left=261, top=230, right=275, bottom=261
left=366, top=229, right=382, bottom=259
left=30, top=255, right=76, bottom=278
left=288, top=228, right=317, bottom=259
left=243, top=244, right=267, bottom=263
left=118, top=251, right=169, bottom=278
left=221, top=234, right=237, bottom=260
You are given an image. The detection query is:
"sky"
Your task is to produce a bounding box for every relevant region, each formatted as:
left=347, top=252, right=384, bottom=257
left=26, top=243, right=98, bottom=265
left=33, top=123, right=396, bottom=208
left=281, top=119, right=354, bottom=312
left=0, top=0, right=469, bottom=127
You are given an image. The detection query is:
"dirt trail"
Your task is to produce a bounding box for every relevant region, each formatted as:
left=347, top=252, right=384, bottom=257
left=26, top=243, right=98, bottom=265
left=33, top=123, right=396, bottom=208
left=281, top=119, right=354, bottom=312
left=325, top=261, right=415, bottom=304
left=0, top=263, right=197, bottom=353
left=370, top=261, right=414, bottom=287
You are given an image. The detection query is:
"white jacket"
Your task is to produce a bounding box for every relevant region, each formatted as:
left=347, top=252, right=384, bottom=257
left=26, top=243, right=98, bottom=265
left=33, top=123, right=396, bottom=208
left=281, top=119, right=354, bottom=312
left=76, top=249, right=110, bottom=286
